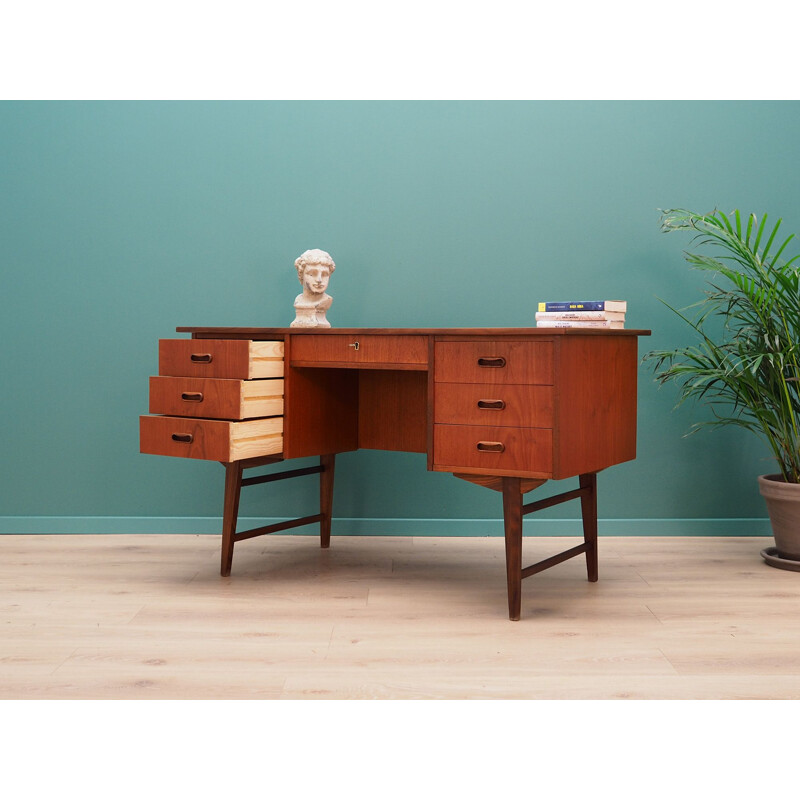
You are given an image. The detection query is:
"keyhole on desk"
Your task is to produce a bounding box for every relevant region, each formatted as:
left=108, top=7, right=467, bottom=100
left=349, top=341, right=360, bottom=351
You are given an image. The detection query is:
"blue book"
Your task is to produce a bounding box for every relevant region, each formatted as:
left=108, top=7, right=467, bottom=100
left=538, top=300, right=627, bottom=313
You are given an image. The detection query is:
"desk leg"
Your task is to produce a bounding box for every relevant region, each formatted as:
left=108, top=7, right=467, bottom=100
left=221, top=461, right=243, bottom=577
left=320, top=454, right=335, bottom=549
left=580, top=472, right=598, bottom=582
left=502, top=477, right=523, bottom=621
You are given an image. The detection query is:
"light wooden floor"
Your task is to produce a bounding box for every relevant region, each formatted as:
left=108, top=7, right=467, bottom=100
left=2, top=533, right=799, bottom=699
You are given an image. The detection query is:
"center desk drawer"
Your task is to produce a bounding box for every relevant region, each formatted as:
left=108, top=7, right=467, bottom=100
left=434, top=424, right=553, bottom=474
left=140, top=415, right=283, bottom=461
left=159, top=339, right=284, bottom=379
left=149, top=376, right=284, bottom=420
left=435, top=341, right=553, bottom=384
left=290, top=335, right=428, bottom=368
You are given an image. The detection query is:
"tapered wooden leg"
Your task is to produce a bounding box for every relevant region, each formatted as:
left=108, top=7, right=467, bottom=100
left=320, top=454, right=335, bottom=549
left=221, top=461, right=243, bottom=577
left=579, top=472, right=598, bottom=582
left=502, top=476, right=524, bottom=621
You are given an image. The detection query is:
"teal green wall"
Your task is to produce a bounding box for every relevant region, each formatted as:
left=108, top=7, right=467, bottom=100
left=3, top=101, right=799, bottom=535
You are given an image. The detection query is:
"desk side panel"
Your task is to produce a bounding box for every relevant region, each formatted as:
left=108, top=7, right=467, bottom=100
left=552, top=335, right=639, bottom=480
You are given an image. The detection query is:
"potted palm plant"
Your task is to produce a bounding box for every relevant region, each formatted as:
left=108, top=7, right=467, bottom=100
left=646, top=208, right=800, bottom=569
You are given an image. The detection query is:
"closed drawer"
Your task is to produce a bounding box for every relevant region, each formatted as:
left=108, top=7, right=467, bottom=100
left=149, top=376, right=284, bottom=420
left=159, top=339, right=284, bottom=379
left=434, top=383, right=553, bottom=428
left=434, top=341, right=553, bottom=384
left=433, top=424, right=552, bottom=474
left=140, top=415, right=283, bottom=461
left=291, top=334, right=428, bottom=369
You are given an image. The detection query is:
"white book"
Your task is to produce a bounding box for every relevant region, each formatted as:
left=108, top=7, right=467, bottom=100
left=535, top=310, right=626, bottom=322
left=536, top=319, right=625, bottom=329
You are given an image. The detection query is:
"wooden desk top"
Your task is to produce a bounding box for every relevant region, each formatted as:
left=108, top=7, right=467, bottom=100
left=178, top=326, right=651, bottom=338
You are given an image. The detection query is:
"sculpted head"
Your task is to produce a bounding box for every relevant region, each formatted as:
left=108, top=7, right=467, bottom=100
left=295, top=249, right=335, bottom=296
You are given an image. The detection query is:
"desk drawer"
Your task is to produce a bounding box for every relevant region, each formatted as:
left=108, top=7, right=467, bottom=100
left=149, top=376, right=284, bottom=420
left=433, top=424, right=552, bottom=474
left=159, top=339, right=284, bottom=379
left=290, top=334, right=428, bottom=369
left=434, top=383, right=553, bottom=428
left=434, top=341, right=553, bottom=384
left=140, top=415, right=283, bottom=461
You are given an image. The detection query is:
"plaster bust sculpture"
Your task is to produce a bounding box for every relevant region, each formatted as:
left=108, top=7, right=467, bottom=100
left=290, top=248, right=335, bottom=328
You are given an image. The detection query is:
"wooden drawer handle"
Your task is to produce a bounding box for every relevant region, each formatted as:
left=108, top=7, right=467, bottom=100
left=181, top=392, right=204, bottom=402
left=171, top=433, right=194, bottom=443
left=190, top=353, right=213, bottom=363
left=477, top=356, right=506, bottom=368
left=476, top=441, right=505, bottom=453
left=477, top=399, right=506, bottom=410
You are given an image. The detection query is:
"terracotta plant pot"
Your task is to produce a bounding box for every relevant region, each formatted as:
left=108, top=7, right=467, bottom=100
left=758, top=474, right=800, bottom=561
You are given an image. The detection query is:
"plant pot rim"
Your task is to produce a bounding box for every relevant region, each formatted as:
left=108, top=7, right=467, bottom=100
left=759, top=473, right=800, bottom=506
left=759, top=474, right=800, bottom=484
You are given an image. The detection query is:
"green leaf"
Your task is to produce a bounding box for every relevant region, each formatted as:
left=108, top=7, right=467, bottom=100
left=770, top=233, right=796, bottom=267
left=717, top=210, right=734, bottom=234
left=753, top=213, right=768, bottom=255
left=761, top=217, right=783, bottom=262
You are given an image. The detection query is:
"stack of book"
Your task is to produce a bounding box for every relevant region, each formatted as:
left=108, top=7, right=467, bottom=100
left=536, top=300, right=627, bottom=329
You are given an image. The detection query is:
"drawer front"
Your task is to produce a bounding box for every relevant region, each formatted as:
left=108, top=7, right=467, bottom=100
left=149, top=376, right=284, bottom=420
left=159, top=339, right=284, bottom=379
left=433, top=424, right=553, bottom=474
left=290, top=334, right=428, bottom=368
left=434, top=341, right=553, bottom=384
left=140, top=415, right=283, bottom=461
left=434, top=383, right=553, bottom=428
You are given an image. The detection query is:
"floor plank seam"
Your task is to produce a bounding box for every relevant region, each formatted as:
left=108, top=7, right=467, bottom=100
left=645, top=605, right=664, bottom=624
left=657, top=648, right=681, bottom=676
left=633, top=569, right=652, bottom=587
left=49, top=648, right=78, bottom=676
left=324, top=626, right=336, bottom=659
left=125, top=605, right=150, bottom=625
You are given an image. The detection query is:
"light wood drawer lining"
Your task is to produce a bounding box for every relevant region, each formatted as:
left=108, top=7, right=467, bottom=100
left=159, top=339, right=284, bottom=379
left=140, top=415, right=283, bottom=461
left=149, top=376, right=284, bottom=420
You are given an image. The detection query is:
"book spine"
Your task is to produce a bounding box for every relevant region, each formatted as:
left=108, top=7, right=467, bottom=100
left=535, top=320, right=625, bottom=329
left=537, top=301, right=626, bottom=312
left=535, top=311, right=625, bottom=321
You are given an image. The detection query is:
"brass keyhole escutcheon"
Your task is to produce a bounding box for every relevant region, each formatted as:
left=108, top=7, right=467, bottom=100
left=348, top=341, right=360, bottom=351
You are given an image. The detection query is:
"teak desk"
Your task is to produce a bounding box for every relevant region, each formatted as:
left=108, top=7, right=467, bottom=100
left=140, top=327, right=650, bottom=620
